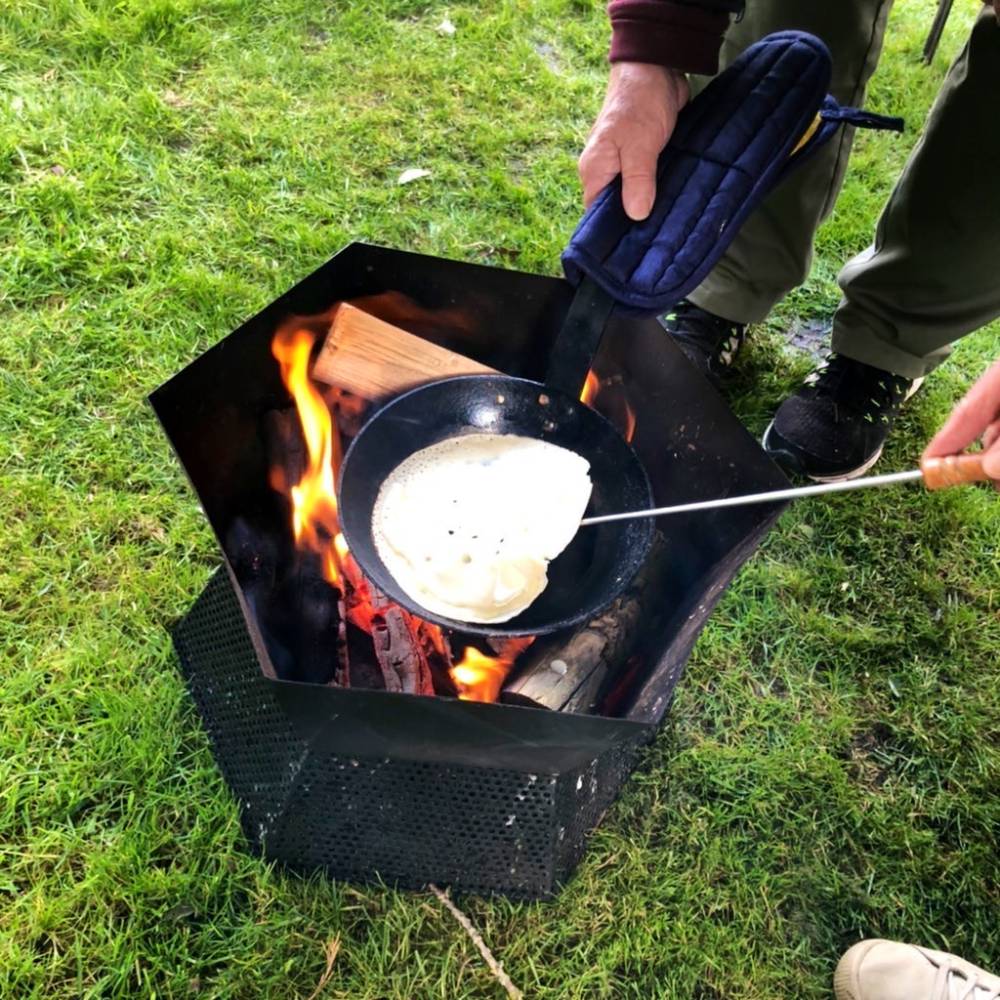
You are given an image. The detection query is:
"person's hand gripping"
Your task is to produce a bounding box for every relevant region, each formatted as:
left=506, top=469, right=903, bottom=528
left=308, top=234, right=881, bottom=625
left=579, top=63, right=689, bottom=221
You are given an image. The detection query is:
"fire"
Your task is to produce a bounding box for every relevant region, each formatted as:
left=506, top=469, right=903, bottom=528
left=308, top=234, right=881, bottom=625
left=334, top=532, right=350, bottom=562
left=269, top=304, right=536, bottom=704
left=580, top=370, right=600, bottom=406
left=452, top=639, right=534, bottom=703
left=579, top=369, right=636, bottom=444
left=271, top=326, right=342, bottom=584
left=452, top=649, right=507, bottom=703
left=622, top=400, right=636, bottom=444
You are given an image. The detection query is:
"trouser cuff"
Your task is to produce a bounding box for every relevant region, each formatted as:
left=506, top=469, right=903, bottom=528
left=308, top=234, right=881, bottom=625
left=686, top=268, right=786, bottom=325
left=831, top=312, right=952, bottom=380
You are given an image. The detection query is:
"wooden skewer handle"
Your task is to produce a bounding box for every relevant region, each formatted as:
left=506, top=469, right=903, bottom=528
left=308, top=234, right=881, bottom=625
left=920, top=453, right=989, bottom=490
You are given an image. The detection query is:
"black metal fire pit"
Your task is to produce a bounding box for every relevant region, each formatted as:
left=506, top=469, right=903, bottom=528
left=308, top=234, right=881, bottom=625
left=152, top=242, right=789, bottom=898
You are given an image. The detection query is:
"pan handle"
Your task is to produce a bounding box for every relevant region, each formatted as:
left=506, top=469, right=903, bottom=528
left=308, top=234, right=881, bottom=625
left=543, top=275, right=616, bottom=398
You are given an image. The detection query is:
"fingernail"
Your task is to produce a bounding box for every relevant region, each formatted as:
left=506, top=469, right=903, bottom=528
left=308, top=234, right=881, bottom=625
left=626, top=197, right=652, bottom=221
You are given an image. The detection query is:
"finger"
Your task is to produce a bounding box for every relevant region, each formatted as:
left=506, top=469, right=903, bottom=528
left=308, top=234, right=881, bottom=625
left=923, top=358, right=1000, bottom=459
left=983, top=437, right=1000, bottom=482
left=982, top=418, right=1000, bottom=451
left=619, top=141, right=659, bottom=221
left=579, top=142, right=620, bottom=209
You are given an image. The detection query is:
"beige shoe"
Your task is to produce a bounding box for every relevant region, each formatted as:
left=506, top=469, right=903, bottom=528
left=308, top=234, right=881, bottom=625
left=835, top=939, right=1000, bottom=1000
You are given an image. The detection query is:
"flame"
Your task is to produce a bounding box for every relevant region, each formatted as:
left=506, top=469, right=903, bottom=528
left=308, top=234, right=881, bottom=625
left=452, top=648, right=511, bottom=703
left=622, top=401, right=636, bottom=444
left=579, top=369, right=636, bottom=444
left=334, top=532, right=350, bottom=562
left=451, top=638, right=534, bottom=702
left=580, top=370, right=600, bottom=406
left=271, top=326, right=342, bottom=585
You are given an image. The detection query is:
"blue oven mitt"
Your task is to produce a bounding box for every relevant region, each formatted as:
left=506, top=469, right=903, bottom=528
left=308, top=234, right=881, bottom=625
left=561, top=31, right=903, bottom=314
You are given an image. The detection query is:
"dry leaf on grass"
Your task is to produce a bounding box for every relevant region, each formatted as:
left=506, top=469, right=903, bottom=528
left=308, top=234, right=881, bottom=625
left=397, top=168, right=432, bottom=185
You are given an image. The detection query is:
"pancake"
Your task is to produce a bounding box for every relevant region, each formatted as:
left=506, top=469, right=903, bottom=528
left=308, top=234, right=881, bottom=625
left=371, top=434, right=593, bottom=624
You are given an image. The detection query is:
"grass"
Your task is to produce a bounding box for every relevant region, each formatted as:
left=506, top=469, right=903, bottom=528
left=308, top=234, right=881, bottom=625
left=1, top=1, right=998, bottom=997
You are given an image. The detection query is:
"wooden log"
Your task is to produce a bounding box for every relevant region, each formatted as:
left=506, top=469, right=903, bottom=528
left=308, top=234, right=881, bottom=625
left=501, top=533, right=668, bottom=713
left=312, top=302, right=497, bottom=399
left=344, top=622, right=387, bottom=691
left=380, top=607, right=435, bottom=696
left=334, top=596, right=350, bottom=688
left=418, top=624, right=458, bottom=699
left=357, top=587, right=434, bottom=696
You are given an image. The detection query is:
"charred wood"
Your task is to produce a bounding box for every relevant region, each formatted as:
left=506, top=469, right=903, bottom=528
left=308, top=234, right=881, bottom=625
left=345, top=622, right=385, bottom=690
left=225, top=516, right=279, bottom=588
left=334, top=595, right=350, bottom=688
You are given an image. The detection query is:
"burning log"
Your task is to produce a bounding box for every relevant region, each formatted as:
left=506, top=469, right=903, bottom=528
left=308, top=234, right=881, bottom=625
left=334, top=595, right=350, bottom=688
left=375, top=606, right=435, bottom=695
left=450, top=640, right=532, bottom=703
left=501, top=532, right=667, bottom=713
left=352, top=584, right=434, bottom=696
left=226, top=516, right=279, bottom=589
left=337, top=542, right=449, bottom=696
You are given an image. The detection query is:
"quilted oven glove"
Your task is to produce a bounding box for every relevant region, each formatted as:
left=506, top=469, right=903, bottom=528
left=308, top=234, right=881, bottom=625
left=562, top=31, right=904, bottom=314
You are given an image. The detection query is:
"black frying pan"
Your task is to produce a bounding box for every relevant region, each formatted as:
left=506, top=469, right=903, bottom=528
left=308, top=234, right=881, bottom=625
left=338, top=277, right=655, bottom=637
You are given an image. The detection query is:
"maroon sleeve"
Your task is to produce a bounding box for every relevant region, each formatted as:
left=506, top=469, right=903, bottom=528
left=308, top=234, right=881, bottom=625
left=608, top=1, right=732, bottom=75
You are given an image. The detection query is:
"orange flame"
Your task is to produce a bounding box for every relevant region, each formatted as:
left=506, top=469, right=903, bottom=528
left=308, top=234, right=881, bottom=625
left=451, top=639, right=534, bottom=702
left=622, top=401, right=636, bottom=444
left=579, top=369, right=636, bottom=444
left=271, top=326, right=342, bottom=585
left=580, top=370, right=600, bottom=406
left=452, top=648, right=511, bottom=703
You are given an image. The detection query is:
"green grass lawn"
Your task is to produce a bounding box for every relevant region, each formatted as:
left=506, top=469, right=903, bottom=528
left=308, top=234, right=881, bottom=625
left=2, top=1, right=998, bottom=997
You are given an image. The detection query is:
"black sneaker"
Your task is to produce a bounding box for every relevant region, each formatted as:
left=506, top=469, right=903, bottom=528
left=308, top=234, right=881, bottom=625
left=763, top=354, right=923, bottom=482
left=661, top=300, right=747, bottom=382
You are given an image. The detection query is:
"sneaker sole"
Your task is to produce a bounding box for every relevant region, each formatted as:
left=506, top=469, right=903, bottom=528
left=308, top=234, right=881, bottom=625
left=762, top=377, right=924, bottom=483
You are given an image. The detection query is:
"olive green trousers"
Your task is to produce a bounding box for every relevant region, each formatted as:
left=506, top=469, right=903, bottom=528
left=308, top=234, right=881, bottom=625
left=687, top=4, right=1000, bottom=379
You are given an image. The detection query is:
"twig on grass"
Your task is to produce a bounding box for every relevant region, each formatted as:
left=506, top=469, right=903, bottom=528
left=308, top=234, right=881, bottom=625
left=429, top=884, right=523, bottom=999
left=305, top=936, right=341, bottom=1000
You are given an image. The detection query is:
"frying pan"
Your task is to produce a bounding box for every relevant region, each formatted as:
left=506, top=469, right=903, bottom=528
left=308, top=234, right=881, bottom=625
left=338, top=277, right=654, bottom=637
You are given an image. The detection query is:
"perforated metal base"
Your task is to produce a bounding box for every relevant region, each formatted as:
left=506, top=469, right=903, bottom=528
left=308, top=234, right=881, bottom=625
left=174, top=569, right=646, bottom=898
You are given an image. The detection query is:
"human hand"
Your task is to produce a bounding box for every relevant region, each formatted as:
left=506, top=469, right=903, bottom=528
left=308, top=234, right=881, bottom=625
left=579, top=62, right=689, bottom=221
left=923, top=358, right=1000, bottom=485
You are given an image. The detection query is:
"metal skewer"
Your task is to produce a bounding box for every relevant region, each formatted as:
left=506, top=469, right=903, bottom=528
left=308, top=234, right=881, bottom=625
left=579, top=468, right=924, bottom=527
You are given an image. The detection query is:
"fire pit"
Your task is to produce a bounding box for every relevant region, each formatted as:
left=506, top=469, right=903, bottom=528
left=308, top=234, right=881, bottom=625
left=152, top=241, right=789, bottom=898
